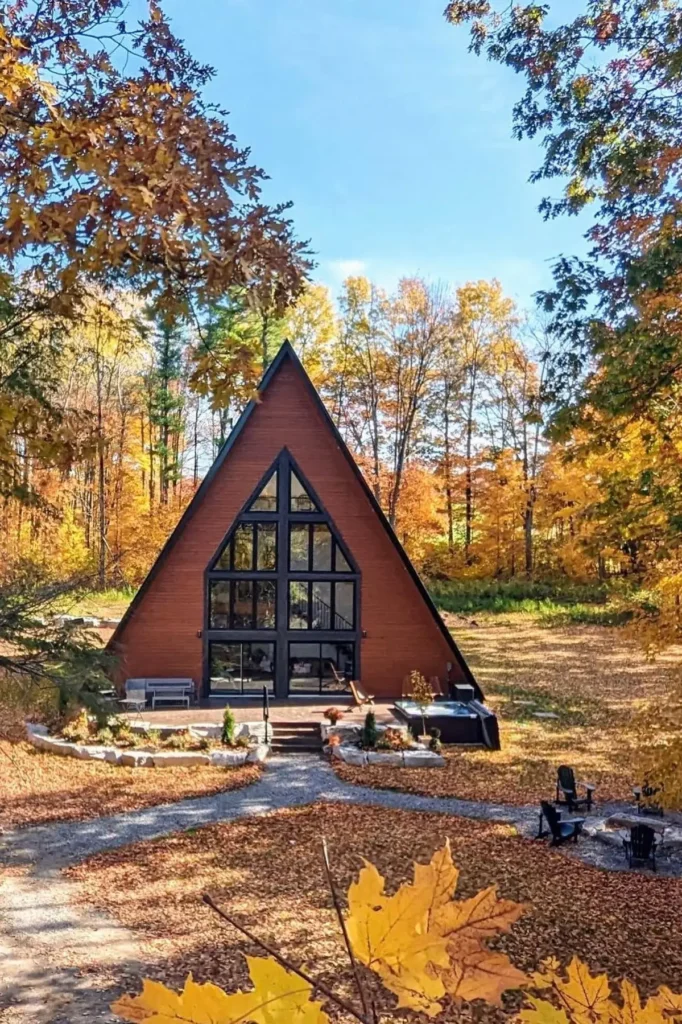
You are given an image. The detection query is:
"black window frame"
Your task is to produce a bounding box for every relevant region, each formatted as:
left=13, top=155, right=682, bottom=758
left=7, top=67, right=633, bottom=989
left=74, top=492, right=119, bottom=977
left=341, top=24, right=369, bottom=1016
left=287, top=640, right=356, bottom=694
left=203, top=449, right=361, bottom=698
left=208, top=640, right=276, bottom=695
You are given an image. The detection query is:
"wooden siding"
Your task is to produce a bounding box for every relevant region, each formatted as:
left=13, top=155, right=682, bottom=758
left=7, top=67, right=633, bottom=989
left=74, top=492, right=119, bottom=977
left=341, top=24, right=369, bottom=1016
left=112, top=358, right=469, bottom=697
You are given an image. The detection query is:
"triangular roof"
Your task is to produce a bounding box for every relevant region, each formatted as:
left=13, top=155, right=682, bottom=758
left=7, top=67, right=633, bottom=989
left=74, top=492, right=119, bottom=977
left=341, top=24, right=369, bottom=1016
left=109, top=341, right=478, bottom=695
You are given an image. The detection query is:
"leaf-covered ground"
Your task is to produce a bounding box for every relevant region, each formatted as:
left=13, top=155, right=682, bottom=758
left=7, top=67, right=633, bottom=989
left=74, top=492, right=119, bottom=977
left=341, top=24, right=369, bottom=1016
left=0, top=742, right=262, bottom=829
left=336, top=615, right=681, bottom=805
left=67, top=803, right=682, bottom=1023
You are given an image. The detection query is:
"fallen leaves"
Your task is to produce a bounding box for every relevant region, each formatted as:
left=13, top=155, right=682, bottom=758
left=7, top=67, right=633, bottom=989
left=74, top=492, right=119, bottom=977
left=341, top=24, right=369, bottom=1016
left=337, top=616, right=682, bottom=805
left=69, top=804, right=682, bottom=1023
left=0, top=741, right=261, bottom=828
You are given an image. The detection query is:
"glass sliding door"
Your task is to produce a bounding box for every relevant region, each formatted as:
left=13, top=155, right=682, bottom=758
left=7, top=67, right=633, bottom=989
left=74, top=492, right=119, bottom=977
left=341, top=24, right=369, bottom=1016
left=209, top=641, right=275, bottom=695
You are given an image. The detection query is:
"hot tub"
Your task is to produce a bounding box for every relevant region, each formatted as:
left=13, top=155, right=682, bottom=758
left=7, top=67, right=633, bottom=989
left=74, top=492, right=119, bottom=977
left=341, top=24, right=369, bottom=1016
left=392, top=699, right=500, bottom=749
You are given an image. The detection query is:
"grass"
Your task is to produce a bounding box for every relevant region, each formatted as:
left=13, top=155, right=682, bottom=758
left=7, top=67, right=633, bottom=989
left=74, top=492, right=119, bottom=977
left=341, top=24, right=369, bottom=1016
left=428, top=578, right=648, bottom=626
left=67, top=803, right=682, bottom=1019
left=335, top=612, right=682, bottom=805
left=51, top=585, right=137, bottom=620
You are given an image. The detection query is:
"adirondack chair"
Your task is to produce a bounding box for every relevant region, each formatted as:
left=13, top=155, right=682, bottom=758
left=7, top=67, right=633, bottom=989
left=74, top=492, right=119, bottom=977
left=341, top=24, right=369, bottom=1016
left=623, top=824, right=658, bottom=871
left=539, top=801, right=585, bottom=846
left=556, top=765, right=596, bottom=812
left=349, top=680, right=375, bottom=709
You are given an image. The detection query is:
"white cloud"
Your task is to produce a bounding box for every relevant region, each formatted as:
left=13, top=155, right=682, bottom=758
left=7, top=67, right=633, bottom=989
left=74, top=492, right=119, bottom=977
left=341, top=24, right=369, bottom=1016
left=327, top=259, right=368, bottom=280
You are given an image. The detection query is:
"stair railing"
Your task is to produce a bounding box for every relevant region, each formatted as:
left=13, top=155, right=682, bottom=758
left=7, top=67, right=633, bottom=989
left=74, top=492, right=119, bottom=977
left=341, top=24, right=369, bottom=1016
left=262, top=684, right=271, bottom=744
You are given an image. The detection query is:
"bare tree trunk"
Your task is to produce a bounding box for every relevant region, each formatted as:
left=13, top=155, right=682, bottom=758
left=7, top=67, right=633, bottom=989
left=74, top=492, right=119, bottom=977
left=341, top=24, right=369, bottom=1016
left=464, top=376, right=476, bottom=565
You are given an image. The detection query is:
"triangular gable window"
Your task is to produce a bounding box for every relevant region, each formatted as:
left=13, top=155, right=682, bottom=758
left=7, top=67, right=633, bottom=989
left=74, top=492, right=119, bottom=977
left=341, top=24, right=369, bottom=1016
left=249, top=469, right=278, bottom=512
left=290, top=469, right=317, bottom=512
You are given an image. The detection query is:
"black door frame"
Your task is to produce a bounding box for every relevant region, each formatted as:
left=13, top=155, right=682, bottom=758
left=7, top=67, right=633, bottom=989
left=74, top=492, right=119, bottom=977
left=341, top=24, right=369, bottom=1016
left=202, top=448, right=362, bottom=698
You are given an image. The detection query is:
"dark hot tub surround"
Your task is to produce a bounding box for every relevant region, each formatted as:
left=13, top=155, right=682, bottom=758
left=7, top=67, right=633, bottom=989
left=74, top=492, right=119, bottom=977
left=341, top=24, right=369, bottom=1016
left=392, top=699, right=500, bottom=750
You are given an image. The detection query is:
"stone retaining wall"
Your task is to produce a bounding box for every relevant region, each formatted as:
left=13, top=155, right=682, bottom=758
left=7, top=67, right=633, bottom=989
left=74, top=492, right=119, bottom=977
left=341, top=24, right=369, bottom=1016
left=330, top=743, right=445, bottom=768
left=25, top=722, right=269, bottom=768
left=321, top=721, right=445, bottom=767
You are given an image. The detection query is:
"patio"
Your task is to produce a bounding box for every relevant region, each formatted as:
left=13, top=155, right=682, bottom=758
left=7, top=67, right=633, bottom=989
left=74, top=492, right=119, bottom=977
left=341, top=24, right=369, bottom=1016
left=123, top=696, right=399, bottom=727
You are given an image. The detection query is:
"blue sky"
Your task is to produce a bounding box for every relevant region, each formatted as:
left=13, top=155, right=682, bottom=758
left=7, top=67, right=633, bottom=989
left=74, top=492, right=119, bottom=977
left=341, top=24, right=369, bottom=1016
left=165, top=0, right=589, bottom=310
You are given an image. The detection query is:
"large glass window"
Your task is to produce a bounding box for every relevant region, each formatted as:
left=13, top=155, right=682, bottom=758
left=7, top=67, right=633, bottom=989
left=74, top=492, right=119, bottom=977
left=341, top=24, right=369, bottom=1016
left=249, top=470, right=278, bottom=512
left=288, top=523, right=352, bottom=573
left=209, top=580, right=277, bottom=630
left=210, top=642, right=275, bottom=694
left=206, top=451, right=360, bottom=697
left=288, top=642, right=354, bottom=693
left=214, top=522, right=277, bottom=572
left=289, top=580, right=354, bottom=630
left=290, top=470, right=317, bottom=512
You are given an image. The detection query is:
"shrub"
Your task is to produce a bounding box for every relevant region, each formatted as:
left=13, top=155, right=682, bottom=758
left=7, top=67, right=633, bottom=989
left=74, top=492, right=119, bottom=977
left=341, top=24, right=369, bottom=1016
left=323, top=707, right=344, bottom=724
left=377, top=727, right=411, bottom=752
left=61, top=709, right=92, bottom=743
left=429, top=727, right=443, bottom=753
left=235, top=734, right=250, bottom=749
left=361, top=710, right=378, bottom=749
left=222, top=705, right=236, bottom=746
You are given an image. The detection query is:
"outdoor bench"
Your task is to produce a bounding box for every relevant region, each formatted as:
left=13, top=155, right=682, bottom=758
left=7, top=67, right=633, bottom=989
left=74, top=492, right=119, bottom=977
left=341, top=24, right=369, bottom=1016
left=126, top=677, right=196, bottom=709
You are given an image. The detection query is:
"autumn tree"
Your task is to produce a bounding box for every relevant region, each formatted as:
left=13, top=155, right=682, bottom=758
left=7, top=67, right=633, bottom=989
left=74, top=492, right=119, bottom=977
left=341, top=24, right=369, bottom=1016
left=0, top=0, right=310, bottom=504
left=452, top=281, right=517, bottom=564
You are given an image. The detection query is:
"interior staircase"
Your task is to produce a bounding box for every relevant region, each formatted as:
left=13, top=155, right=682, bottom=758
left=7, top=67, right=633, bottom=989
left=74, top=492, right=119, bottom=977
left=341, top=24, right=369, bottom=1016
left=269, top=719, right=322, bottom=754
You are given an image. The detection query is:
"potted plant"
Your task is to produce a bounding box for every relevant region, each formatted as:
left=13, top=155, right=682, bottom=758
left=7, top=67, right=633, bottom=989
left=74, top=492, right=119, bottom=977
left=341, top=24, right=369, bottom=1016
left=323, top=707, right=344, bottom=725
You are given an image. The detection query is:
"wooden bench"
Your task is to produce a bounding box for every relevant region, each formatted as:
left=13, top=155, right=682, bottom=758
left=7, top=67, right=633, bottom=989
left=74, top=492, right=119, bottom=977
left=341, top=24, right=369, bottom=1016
left=127, top=678, right=195, bottom=709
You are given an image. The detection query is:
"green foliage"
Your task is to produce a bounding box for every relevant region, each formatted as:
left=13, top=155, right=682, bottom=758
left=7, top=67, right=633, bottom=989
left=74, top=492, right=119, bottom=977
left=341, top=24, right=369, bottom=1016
left=429, top=728, right=443, bottom=753
left=0, top=572, right=116, bottom=732
left=361, top=710, right=378, bottom=750
left=221, top=705, right=236, bottom=746
left=430, top=578, right=610, bottom=614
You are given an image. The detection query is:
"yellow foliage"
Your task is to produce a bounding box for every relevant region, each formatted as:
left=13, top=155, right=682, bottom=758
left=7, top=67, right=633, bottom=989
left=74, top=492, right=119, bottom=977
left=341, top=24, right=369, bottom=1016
left=111, top=959, right=330, bottom=1024
left=521, top=956, right=682, bottom=1024
left=346, top=839, right=526, bottom=1017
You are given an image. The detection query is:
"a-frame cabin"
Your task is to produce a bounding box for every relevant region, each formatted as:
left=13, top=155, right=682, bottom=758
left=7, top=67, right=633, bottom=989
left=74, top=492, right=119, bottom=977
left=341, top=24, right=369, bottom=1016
left=109, top=342, right=481, bottom=702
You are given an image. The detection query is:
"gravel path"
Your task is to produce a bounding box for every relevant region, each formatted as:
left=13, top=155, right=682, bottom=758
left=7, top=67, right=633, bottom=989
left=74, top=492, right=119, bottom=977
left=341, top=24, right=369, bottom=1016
left=2, top=754, right=681, bottom=1022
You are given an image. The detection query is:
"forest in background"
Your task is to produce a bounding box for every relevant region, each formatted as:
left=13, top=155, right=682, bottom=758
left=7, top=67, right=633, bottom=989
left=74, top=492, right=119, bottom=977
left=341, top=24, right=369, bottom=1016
left=2, top=0, right=682, bottom=658
left=0, top=273, right=669, bottom=608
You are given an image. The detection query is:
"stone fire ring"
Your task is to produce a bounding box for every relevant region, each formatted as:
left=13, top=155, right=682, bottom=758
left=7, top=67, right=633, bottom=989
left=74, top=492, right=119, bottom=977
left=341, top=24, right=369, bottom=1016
left=25, top=722, right=269, bottom=768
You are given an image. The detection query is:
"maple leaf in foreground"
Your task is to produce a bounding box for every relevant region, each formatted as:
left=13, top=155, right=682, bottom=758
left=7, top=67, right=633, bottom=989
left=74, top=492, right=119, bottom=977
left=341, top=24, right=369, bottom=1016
left=521, top=956, right=682, bottom=1024
left=346, top=838, right=527, bottom=1017
left=111, top=959, right=330, bottom=1024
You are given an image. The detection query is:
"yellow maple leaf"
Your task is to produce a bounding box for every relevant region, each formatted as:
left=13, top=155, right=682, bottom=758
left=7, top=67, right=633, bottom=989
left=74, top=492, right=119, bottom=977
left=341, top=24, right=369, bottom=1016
left=520, top=994, right=572, bottom=1024
left=346, top=840, right=526, bottom=1017
left=553, top=957, right=611, bottom=1024
left=111, top=960, right=330, bottom=1024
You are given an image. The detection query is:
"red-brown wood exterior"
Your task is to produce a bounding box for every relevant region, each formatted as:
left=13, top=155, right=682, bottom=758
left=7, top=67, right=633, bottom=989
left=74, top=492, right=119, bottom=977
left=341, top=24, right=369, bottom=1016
left=110, top=348, right=475, bottom=698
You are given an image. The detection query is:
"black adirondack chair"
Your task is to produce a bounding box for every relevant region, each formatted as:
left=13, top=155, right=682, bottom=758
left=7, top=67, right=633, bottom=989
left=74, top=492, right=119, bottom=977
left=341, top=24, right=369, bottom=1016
left=623, top=824, right=658, bottom=871
left=633, top=784, right=665, bottom=818
left=556, top=765, right=596, bottom=812
left=539, top=801, right=585, bottom=846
